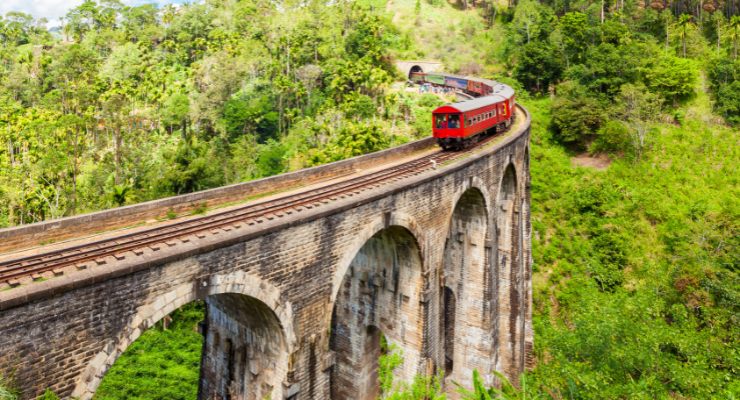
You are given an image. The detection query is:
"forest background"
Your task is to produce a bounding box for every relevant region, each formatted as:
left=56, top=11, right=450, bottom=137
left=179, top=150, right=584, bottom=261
left=0, top=0, right=739, bottom=397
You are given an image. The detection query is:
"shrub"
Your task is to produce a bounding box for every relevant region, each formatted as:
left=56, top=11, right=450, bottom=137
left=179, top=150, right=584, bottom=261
left=591, top=120, right=628, bottom=153
left=551, top=82, right=605, bottom=145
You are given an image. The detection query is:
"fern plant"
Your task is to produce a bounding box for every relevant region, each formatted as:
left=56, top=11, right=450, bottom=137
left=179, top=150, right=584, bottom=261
left=454, top=370, right=541, bottom=400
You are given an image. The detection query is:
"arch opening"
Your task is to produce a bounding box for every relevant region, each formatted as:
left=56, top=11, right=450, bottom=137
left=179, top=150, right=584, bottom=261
left=409, top=65, right=424, bottom=79
left=441, top=188, right=492, bottom=396
left=330, top=226, right=424, bottom=400
left=93, top=288, right=286, bottom=400
left=96, top=302, right=205, bottom=399
left=199, top=293, right=286, bottom=400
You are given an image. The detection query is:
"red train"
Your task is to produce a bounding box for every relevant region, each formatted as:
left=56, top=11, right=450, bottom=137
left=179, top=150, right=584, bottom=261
left=415, top=72, right=516, bottom=149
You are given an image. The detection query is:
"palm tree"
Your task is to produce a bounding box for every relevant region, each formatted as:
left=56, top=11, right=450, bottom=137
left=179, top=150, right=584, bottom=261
left=730, top=16, right=740, bottom=61
left=62, top=22, right=72, bottom=43
left=397, top=91, right=417, bottom=125
left=677, top=14, right=694, bottom=59
left=161, top=5, right=177, bottom=59
left=109, top=185, right=137, bottom=207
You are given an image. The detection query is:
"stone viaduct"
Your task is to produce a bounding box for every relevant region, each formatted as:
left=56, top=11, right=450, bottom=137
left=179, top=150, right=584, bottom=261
left=0, top=108, right=533, bottom=400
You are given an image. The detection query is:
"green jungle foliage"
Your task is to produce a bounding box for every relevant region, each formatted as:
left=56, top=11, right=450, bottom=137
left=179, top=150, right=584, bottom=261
left=94, top=302, right=205, bottom=399
left=2, top=0, right=740, bottom=397
left=0, top=0, right=436, bottom=227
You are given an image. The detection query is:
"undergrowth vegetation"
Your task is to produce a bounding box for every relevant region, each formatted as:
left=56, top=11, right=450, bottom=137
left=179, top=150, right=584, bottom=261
left=93, top=302, right=205, bottom=400
left=525, top=96, right=740, bottom=398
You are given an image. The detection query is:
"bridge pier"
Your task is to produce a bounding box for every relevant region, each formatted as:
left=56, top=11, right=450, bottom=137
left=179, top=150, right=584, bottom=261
left=198, top=293, right=287, bottom=400
left=441, top=186, right=495, bottom=398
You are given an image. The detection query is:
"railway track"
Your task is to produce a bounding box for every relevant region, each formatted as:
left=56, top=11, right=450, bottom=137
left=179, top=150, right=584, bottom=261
left=0, top=123, right=513, bottom=288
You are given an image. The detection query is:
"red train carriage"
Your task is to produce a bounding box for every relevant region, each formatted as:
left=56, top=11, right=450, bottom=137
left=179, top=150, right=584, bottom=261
left=432, top=84, right=516, bottom=149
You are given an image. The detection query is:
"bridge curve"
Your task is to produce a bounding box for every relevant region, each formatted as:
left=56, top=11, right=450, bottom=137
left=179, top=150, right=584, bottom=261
left=0, top=85, right=533, bottom=400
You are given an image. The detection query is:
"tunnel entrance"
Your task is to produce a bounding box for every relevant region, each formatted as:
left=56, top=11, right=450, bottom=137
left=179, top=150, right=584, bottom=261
left=409, top=65, right=424, bottom=79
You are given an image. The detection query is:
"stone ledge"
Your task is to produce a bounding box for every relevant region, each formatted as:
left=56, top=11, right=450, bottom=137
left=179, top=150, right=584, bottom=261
left=0, top=136, right=437, bottom=253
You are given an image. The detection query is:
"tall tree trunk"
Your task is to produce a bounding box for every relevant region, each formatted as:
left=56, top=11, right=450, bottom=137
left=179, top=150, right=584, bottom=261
left=666, top=18, right=670, bottom=55
left=718, top=18, right=721, bottom=57
left=72, top=126, right=79, bottom=214
left=115, top=130, right=121, bottom=185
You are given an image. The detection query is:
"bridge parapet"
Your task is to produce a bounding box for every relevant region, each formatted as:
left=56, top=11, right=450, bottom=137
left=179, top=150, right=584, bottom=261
left=0, top=137, right=435, bottom=256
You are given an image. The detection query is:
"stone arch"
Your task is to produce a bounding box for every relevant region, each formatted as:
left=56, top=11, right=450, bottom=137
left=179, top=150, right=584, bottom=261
left=329, top=225, right=425, bottom=400
left=441, top=187, right=493, bottom=397
left=72, top=272, right=292, bottom=400
left=328, top=211, right=425, bottom=309
left=521, top=146, right=530, bottom=186
left=498, top=163, right=518, bottom=202
left=495, top=163, right=523, bottom=384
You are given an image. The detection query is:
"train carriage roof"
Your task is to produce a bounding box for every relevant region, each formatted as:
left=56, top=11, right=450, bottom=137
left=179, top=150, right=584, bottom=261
left=432, top=95, right=504, bottom=113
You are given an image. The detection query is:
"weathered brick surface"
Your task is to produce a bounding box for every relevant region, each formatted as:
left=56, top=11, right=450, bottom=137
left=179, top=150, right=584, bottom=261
left=330, top=227, right=424, bottom=400
left=442, top=187, right=495, bottom=398
left=0, top=107, right=532, bottom=400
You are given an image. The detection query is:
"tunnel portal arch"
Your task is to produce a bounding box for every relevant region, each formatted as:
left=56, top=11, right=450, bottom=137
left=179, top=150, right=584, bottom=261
left=409, top=65, right=424, bottom=78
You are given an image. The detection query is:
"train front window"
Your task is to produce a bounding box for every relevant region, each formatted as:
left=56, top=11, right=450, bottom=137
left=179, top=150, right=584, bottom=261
left=435, top=114, right=447, bottom=129
left=448, top=115, right=460, bottom=129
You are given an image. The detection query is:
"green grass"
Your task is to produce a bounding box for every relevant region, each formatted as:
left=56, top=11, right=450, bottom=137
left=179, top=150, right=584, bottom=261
left=94, top=302, right=205, bottom=400
left=522, top=95, right=740, bottom=398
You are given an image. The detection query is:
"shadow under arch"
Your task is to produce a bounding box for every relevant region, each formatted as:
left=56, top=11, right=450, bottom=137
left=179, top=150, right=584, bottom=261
left=519, top=145, right=533, bottom=372
left=441, top=187, right=494, bottom=397
left=199, top=292, right=288, bottom=400
left=74, top=273, right=293, bottom=400
left=328, top=212, right=425, bottom=308
left=495, top=162, right=523, bottom=385
left=329, top=225, right=425, bottom=400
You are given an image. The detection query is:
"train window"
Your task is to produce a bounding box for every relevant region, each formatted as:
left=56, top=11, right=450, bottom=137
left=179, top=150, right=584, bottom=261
left=449, top=115, right=460, bottom=129
left=493, top=109, right=497, bottom=117
left=435, top=114, right=447, bottom=129
left=468, top=118, right=472, bottom=126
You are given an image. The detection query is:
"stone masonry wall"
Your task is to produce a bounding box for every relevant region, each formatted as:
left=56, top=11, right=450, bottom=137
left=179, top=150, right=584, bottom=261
left=442, top=188, right=494, bottom=397
left=0, top=107, right=532, bottom=400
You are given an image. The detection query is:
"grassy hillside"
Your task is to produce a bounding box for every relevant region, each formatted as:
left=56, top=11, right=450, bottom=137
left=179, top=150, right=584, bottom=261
left=524, top=96, right=740, bottom=398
